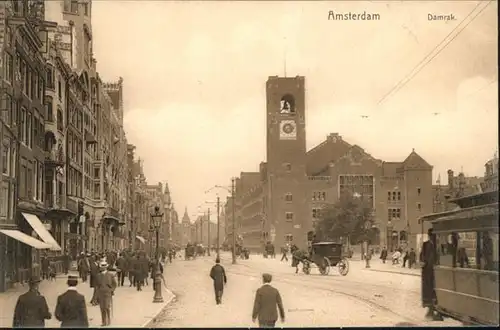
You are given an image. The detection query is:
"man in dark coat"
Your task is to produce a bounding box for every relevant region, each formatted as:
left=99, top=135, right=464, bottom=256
left=12, top=276, right=52, bottom=328
left=96, top=261, right=117, bottom=326
left=55, top=275, right=89, bottom=327
left=380, top=246, right=388, bottom=264
left=115, top=254, right=126, bottom=286
left=78, top=254, right=90, bottom=283
left=127, top=253, right=136, bottom=287
left=252, top=273, right=285, bottom=328
left=209, top=257, right=227, bottom=304
left=420, top=228, right=438, bottom=319
left=41, top=254, right=50, bottom=280
left=62, top=253, right=71, bottom=274
left=89, top=255, right=100, bottom=305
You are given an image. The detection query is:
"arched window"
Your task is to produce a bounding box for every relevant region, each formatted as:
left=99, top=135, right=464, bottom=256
left=280, top=94, right=295, bottom=114
left=57, top=108, right=63, bottom=131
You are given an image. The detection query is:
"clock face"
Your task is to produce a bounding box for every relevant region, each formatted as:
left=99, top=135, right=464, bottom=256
left=282, top=123, right=295, bottom=134
left=279, top=120, right=297, bottom=140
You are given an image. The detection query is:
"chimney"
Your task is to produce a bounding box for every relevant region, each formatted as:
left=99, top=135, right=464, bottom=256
left=447, top=169, right=454, bottom=191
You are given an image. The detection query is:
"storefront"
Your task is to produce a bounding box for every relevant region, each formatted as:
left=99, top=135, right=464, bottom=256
left=0, top=225, right=52, bottom=292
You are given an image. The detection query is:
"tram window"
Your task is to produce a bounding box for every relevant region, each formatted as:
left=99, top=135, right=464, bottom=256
left=478, top=230, right=499, bottom=271
left=436, top=231, right=477, bottom=268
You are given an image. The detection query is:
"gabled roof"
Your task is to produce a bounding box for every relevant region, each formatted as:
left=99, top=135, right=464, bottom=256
left=306, top=133, right=352, bottom=176
left=402, top=149, right=432, bottom=170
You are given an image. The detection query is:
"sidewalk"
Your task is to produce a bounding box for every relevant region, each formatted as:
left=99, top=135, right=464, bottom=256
left=358, top=260, right=421, bottom=277
left=0, top=272, right=174, bottom=328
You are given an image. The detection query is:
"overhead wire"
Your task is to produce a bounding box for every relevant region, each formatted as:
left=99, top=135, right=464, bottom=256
left=377, top=0, right=493, bottom=106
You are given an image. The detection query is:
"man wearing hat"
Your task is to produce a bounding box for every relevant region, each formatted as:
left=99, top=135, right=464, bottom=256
left=96, top=261, right=117, bottom=326
left=78, top=253, right=91, bottom=283
left=12, top=276, right=52, bottom=328
left=252, top=273, right=285, bottom=328
left=209, top=257, right=227, bottom=305
left=55, top=275, right=89, bottom=327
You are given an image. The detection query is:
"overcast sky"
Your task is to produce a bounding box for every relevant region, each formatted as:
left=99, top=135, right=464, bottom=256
left=91, top=0, right=498, bottom=222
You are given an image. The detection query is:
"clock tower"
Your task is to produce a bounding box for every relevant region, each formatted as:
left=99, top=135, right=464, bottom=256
left=266, top=76, right=309, bottom=249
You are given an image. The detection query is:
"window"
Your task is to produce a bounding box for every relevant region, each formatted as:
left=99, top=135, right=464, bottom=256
left=285, top=193, right=292, bottom=202
left=388, top=208, right=401, bottom=221
left=46, top=99, right=53, bottom=121
left=20, top=162, right=26, bottom=198
left=57, top=108, right=64, bottom=131
left=4, top=53, right=13, bottom=83
left=27, top=112, right=32, bottom=148
left=27, top=162, right=33, bottom=199
left=83, top=3, right=89, bottom=15
left=417, top=187, right=421, bottom=196
left=1, top=93, right=12, bottom=126
left=2, top=140, right=10, bottom=175
left=20, top=107, right=26, bottom=143
left=34, top=160, right=39, bottom=200
left=58, top=80, right=62, bottom=99
left=312, top=191, right=326, bottom=201
left=312, top=208, right=321, bottom=219
left=39, top=163, right=44, bottom=202
left=31, top=71, right=37, bottom=100
left=33, top=116, right=39, bottom=148
left=0, top=182, right=8, bottom=218
left=388, top=191, right=401, bottom=201
left=285, top=212, right=293, bottom=221
left=46, top=65, right=54, bottom=89
left=71, top=0, right=79, bottom=13
left=26, top=67, right=31, bottom=98
left=417, top=203, right=422, bottom=211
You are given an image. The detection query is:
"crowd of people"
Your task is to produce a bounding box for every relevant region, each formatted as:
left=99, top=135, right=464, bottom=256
left=12, top=248, right=172, bottom=328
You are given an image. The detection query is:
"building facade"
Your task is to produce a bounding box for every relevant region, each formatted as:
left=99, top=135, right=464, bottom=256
left=0, top=0, right=176, bottom=292
left=225, top=76, right=434, bottom=253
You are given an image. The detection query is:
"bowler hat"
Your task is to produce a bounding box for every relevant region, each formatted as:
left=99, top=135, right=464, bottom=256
left=29, top=276, right=41, bottom=285
left=67, top=275, right=78, bottom=286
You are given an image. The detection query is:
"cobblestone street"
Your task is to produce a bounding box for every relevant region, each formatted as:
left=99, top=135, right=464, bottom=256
left=151, top=254, right=461, bottom=327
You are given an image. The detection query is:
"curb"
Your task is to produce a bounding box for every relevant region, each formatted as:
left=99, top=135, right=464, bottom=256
left=141, top=288, right=176, bottom=328
left=365, top=268, right=420, bottom=277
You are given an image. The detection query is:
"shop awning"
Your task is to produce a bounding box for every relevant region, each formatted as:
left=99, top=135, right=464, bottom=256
left=22, top=212, right=62, bottom=251
left=136, top=235, right=146, bottom=244
left=0, top=229, right=52, bottom=250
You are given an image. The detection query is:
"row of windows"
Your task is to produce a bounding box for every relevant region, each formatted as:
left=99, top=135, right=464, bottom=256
left=0, top=181, right=15, bottom=223
left=283, top=191, right=327, bottom=202
left=3, top=53, right=45, bottom=103
left=63, top=0, right=89, bottom=16
left=19, top=158, right=44, bottom=201
left=436, top=231, right=498, bottom=271
left=387, top=188, right=422, bottom=202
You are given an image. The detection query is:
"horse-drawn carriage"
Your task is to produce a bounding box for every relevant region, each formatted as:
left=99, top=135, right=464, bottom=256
left=300, top=242, right=350, bottom=276
left=185, top=244, right=196, bottom=260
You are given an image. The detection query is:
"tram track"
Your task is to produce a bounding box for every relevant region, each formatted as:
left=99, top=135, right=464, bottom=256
left=216, top=260, right=421, bottom=324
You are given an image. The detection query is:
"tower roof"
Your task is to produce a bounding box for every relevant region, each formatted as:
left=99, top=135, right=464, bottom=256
left=402, top=149, right=432, bottom=170
left=182, top=207, right=190, bottom=223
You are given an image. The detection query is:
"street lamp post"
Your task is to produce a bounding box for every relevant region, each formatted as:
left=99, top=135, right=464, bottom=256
left=150, top=206, right=164, bottom=303
left=387, top=219, right=394, bottom=252
left=216, top=196, right=220, bottom=257
left=207, top=208, right=211, bottom=256
left=231, top=178, right=236, bottom=264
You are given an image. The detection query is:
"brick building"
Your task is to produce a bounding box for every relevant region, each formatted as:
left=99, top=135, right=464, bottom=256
left=225, top=76, right=434, bottom=253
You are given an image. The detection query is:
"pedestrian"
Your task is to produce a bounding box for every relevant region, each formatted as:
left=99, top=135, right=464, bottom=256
left=380, top=246, right=388, bottom=264
left=78, top=253, right=90, bottom=283
left=96, top=261, right=117, bottom=326
left=41, top=254, right=50, bottom=280
left=408, top=248, right=416, bottom=268
left=62, top=252, right=71, bottom=274
left=12, top=276, right=52, bottom=328
left=55, top=275, right=89, bottom=327
left=402, top=249, right=409, bottom=267
left=89, top=255, right=100, bottom=305
left=365, top=249, right=373, bottom=268
left=280, top=244, right=289, bottom=262
left=252, top=273, right=285, bottom=328
left=127, top=253, right=136, bottom=287
left=420, top=228, right=438, bottom=320
left=115, top=253, right=126, bottom=286
left=209, top=257, right=227, bottom=304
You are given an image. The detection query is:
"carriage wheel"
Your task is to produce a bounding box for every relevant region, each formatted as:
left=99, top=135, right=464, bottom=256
left=319, top=257, right=331, bottom=275
left=337, top=257, right=349, bottom=276
left=302, top=261, right=311, bottom=275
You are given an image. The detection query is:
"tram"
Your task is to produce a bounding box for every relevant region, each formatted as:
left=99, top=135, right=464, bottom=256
left=419, top=189, right=499, bottom=325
